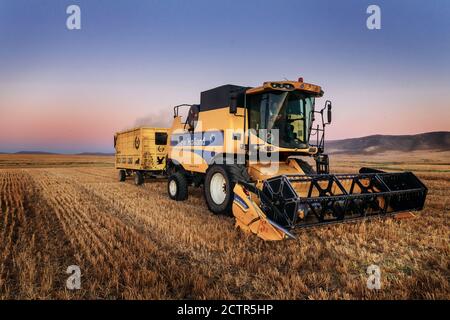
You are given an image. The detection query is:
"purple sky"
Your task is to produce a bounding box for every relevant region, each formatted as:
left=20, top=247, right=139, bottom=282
left=0, top=0, right=449, bottom=153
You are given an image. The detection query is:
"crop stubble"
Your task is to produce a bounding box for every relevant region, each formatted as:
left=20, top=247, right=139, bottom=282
left=0, top=152, right=448, bottom=299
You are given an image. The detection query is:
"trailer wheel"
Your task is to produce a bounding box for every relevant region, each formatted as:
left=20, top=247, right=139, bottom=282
left=134, top=171, right=144, bottom=186
left=118, top=170, right=126, bottom=182
left=204, top=165, right=235, bottom=215
left=168, top=172, right=188, bottom=201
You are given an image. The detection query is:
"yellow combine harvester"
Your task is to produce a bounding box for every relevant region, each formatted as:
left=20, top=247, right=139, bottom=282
left=115, top=127, right=168, bottom=185
left=165, top=78, right=428, bottom=240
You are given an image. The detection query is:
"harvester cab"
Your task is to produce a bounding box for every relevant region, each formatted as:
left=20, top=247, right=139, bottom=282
left=166, top=79, right=428, bottom=241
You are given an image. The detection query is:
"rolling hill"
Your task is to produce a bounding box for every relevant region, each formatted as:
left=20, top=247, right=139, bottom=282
left=326, top=131, right=450, bottom=154
left=76, top=152, right=115, bottom=156
left=14, top=151, right=57, bottom=155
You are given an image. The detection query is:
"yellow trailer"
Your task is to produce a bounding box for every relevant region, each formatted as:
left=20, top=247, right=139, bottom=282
left=114, top=127, right=169, bottom=185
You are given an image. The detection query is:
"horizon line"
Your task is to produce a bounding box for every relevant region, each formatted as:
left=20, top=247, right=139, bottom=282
left=1, top=130, right=448, bottom=155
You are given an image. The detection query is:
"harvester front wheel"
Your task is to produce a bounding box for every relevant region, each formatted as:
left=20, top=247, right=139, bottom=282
left=204, top=165, right=234, bottom=215
left=134, top=171, right=144, bottom=186
left=118, top=170, right=126, bottom=182
left=168, top=172, right=188, bottom=201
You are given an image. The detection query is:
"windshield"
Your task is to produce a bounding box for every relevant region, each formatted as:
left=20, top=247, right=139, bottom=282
left=248, top=91, right=315, bottom=149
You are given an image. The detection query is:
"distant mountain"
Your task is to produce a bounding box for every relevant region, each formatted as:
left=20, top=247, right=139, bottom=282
left=76, top=152, right=114, bottom=156
left=14, top=151, right=57, bottom=155
left=326, top=131, right=450, bottom=154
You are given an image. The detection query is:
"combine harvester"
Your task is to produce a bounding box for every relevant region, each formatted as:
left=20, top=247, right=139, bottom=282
left=164, top=78, right=428, bottom=240
left=115, top=78, right=428, bottom=240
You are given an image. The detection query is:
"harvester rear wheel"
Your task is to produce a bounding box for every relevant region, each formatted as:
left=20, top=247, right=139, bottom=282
left=134, top=171, right=144, bottom=186
left=118, top=170, right=126, bottom=182
left=168, top=172, right=188, bottom=201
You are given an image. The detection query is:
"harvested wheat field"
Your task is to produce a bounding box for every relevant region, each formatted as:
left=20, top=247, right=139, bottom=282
left=0, top=151, right=448, bottom=299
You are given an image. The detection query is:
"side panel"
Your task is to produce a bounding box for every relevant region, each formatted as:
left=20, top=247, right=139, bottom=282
left=115, top=128, right=141, bottom=170
left=248, top=160, right=304, bottom=181
left=141, top=128, right=168, bottom=171
left=115, top=127, right=168, bottom=171
left=168, top=107, right=245, bottom=173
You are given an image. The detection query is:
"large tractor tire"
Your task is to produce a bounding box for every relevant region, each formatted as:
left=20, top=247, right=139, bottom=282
left=227, top=164, right=251, bottom=183
left=118, top=170, right=126, bottom=182
left=134, top=171, right=144, bottom=186
left=168, top=172, right=188, bottom=201
left=204, top=164, right=250, bottom=216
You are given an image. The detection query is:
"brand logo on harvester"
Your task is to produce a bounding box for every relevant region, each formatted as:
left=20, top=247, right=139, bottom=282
left=168, top=125, right=281, bottom=173
left=234, top=194, right=249, bottom=210
left=170, top=131, right=224, bottom=147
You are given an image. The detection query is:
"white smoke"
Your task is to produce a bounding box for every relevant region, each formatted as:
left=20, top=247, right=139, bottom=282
left=134, top=109, right=173, bottom=128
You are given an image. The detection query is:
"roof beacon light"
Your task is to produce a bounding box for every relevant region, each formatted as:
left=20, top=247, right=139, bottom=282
left=298, top=77, right=304, bottom=82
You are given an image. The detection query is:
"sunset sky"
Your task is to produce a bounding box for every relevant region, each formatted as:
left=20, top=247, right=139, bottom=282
left=0, top=0, right=449, bottom=153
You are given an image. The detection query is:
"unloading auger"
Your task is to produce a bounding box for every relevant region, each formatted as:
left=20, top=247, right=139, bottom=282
left=164, top=79, right=428, bottom=240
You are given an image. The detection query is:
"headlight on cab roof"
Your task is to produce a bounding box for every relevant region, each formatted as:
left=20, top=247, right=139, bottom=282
left=271, top=83, right=294, bottom=90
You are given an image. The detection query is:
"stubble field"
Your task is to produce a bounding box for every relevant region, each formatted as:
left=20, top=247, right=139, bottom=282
left=0, top=152, right=448, bottom=299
